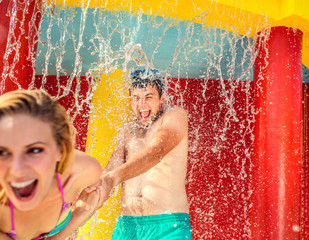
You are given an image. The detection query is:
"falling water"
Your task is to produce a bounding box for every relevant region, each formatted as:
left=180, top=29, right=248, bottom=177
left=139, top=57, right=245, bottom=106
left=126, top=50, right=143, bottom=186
left=41, top=5, right=260, bottom=238
left=2, top=0, right=304, bottom=239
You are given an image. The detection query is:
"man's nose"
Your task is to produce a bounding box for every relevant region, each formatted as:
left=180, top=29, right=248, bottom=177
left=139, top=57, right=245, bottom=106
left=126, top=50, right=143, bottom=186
left=137, top=98, right=146, bottom=107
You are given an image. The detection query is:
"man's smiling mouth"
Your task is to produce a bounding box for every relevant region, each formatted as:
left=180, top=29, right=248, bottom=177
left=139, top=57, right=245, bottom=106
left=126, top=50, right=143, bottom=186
left=140, top=110, right=151, bottom=119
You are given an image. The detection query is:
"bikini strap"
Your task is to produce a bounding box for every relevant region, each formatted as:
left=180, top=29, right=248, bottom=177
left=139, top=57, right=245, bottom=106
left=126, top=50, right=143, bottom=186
left=56, top=173, right=71, bottom=212
left=7, top=175, right=69, bottom=240
left=56, top=173, right=65, bottom=206
left=9, top=200, right=15, bottom=231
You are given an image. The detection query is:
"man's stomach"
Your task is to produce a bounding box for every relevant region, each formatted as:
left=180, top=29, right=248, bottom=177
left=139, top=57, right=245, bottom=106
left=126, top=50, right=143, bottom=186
left=121, top=187, right=189, bottom=216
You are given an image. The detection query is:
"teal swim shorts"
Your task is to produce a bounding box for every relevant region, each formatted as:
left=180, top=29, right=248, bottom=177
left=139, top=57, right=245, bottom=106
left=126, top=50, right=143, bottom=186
left=111, top=213, right=192, bottom=240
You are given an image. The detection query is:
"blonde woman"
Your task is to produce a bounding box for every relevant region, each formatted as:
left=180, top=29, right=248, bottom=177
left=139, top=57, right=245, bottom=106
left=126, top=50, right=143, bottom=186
left=0, top=90, right=102, bottom=240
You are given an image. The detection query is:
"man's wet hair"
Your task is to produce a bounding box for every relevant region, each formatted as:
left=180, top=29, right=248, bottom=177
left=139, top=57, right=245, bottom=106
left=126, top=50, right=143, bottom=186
left=129, top=69, right=164, bottom=97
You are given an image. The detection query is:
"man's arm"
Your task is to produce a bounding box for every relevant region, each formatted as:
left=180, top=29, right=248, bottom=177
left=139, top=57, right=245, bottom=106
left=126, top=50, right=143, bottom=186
left=103, top=124, right=126, bottom=173
left=105, top=107, right=188, bottom=188
left=84, top=124, right=127, bottom=202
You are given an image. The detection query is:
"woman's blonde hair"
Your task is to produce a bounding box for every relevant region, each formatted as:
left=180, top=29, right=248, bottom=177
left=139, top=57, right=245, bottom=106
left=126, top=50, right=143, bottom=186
left=0, top=89, right=74, bottom=202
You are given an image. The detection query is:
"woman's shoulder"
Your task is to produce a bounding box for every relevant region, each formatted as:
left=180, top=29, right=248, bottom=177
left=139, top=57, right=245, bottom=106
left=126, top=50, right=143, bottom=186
left=72, top=150, right=101, bottom=172
left=0, top=203, right=11, bottom=234
left=71, top=150, right=101, bottom=184
left=61, top=150, right=101, bottom=199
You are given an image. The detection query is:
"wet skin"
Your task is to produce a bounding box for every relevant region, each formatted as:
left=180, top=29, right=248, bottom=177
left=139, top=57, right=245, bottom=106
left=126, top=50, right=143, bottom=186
left=0, top=113, right=101, bottom=240
left=130, top=85, right=165, bottom=127
left=100, top=85, right=190, bottom=216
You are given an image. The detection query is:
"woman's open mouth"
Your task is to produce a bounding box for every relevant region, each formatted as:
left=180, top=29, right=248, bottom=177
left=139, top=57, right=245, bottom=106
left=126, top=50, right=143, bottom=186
left=10, top=179, right=38, bottom=200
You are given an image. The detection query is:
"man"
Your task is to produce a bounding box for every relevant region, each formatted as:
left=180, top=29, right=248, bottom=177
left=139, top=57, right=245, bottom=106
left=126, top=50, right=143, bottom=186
left=98, top=69, right=192, bottom=239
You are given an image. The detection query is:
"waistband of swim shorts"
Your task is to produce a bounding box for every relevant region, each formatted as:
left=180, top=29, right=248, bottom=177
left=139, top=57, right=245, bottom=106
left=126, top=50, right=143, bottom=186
left=117, top=213, right=190, bottom=225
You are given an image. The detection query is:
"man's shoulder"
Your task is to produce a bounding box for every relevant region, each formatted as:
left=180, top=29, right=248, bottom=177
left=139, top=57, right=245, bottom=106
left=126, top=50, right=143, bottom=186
left=119, top=121, right=139, bottom=136
left=121, top=121, right=135, bottom=130
left=163, top=106, right=188, bottom=119
left=170, top=106, right=187, bottom=113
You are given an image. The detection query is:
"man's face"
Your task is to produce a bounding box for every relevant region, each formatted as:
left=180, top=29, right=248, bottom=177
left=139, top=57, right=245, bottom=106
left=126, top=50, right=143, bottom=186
left=130, top=85, right=165, bottom=126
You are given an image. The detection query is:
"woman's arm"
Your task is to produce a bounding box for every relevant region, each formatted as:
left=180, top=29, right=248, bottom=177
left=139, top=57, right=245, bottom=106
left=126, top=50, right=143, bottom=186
left=47, top=187, right=103, bottom=240
left=0, top=232, right=12, bottom=240
left=47, top=151, right=103, bottom=239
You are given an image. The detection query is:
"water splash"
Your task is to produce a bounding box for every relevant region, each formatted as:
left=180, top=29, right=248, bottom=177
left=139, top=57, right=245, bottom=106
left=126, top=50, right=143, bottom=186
left=0, top=1, right=279, bottom=239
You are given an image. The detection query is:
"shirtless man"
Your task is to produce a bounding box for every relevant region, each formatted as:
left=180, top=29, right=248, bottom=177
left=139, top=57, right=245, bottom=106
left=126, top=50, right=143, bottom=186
left=97, top=69, right=192, bottom=239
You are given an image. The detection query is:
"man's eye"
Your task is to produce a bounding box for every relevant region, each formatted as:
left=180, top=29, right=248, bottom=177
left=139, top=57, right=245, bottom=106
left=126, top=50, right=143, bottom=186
left=28, top=148, right=43, bottom=154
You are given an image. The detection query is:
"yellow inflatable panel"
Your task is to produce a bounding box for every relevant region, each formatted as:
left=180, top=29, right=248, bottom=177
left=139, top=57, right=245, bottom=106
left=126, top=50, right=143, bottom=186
left=78, top=69, right=130, bottom=239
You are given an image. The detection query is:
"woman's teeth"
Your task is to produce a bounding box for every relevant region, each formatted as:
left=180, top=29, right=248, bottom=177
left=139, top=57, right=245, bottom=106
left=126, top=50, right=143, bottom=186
left=10, top=179, right=38, bottom=199
left=10, top=179, right=36, bottom=188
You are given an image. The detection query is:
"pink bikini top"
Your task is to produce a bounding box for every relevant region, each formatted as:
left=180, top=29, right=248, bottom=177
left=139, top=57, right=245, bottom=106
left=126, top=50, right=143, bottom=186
left=6, top=173, right=72, bottom=239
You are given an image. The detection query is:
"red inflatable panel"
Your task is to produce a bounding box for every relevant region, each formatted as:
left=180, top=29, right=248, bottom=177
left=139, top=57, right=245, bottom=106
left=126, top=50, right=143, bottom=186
left=0, top=0, right=41, bottom=93
left=168, top=78, right=254, bottom=239
left=34, top=75, right=91, bottom=151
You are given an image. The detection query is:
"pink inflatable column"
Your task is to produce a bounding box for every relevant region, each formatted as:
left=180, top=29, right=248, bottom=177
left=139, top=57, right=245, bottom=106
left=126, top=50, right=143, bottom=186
left=252, top=26, right=303, bottom=239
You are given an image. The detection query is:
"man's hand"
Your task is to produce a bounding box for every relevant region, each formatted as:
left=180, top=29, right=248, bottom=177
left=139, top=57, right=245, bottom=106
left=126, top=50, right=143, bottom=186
left=84, top=171, right=116, bottom=209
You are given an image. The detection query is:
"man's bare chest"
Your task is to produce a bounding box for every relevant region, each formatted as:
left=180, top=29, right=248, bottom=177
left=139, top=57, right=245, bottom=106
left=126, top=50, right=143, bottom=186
left=125, top=127, right=154, bottom=159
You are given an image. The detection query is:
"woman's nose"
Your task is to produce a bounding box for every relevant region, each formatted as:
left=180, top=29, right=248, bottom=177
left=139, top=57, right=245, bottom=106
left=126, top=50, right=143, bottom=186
left=10, top=154, right=28, bottom=175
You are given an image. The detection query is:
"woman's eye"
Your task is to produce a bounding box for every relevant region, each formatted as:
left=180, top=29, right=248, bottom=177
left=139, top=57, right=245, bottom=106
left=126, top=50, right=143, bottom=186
left=0, top=150, right=9, bottom=157
left=28, top=148, right=43, bottom=154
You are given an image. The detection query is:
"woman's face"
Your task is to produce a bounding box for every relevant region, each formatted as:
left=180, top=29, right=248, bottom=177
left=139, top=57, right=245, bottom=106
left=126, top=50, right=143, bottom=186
left=0, top=113, right=62, bottom=211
